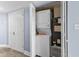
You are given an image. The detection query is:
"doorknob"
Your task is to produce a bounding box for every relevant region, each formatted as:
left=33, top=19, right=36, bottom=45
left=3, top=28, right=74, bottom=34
left=13, top=32, right=15, bottom=35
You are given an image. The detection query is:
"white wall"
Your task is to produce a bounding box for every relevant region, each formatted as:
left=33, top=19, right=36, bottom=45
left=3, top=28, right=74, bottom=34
left=68, top=1, right=79, bottom=57
left=0, top=14, right=8, bottom=45
left=24, top=7, right=30, bottom=52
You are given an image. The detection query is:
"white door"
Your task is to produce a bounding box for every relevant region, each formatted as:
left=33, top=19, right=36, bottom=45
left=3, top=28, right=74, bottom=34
left=8, top=9, right=24, bottom=52
left=30, top=3, right=36, bottom=57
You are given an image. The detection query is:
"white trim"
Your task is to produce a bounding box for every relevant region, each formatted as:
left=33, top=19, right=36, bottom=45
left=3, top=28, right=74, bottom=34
left=8, top=45, right=24, bottom=53
left=10, top=46, right=24, bottom=53
left=30, top=3, right=36, bottom=57
left=61, top=1, right=64, bottom=57
left=24, top=50, right=31, bottom=56
left=63, top=1, right=68, bottom=57
left=9, top=46, right=31, bottom=56
left=0, top=45, right=9, bottom=47
left=61, top=1, right=67, bottom=57
left=8, top=45, right=27, bottom=56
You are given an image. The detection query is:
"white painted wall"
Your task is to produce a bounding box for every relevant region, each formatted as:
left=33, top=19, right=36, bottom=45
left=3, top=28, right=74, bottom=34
left=68, top=1, right=79, bottom=57
left=0, top=14, right=8, bottom=45
left=24, top=7, right=30, bottom=52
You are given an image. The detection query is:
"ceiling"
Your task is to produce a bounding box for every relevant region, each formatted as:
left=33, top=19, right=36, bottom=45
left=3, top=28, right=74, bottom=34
left=33, top=1, right=53, bottom=7
left=0, top=1, right=54, bottom=13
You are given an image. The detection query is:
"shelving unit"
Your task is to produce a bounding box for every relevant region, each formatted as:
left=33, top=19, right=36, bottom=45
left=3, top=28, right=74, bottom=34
left=50, top=6, right=61, bottom=57
left=51, top=7, right=61, bottom=47
left=54, top=17, right=61, bottom=46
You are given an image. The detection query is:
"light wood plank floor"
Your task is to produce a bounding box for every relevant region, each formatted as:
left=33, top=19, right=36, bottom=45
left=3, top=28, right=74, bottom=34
left=0, top=47, right=28, bottom=57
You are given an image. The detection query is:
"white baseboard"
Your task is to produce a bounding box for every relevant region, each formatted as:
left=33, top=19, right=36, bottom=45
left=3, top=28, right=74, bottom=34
left=0, top=45, right=31, bottom=56
left=10, top=47, right=24, bottom=53
left=8, top=45, right=30, bottom=56
left=0, top=45, right=9, bottom=47
left=24, top=50, right=31, bottom=56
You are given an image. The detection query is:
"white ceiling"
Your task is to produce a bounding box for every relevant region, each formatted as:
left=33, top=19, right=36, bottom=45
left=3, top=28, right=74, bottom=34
left=0, top=1, right=31, bottom=13
left=33, top=1, right=53, bottom=7
left=0, top=1, right=53, bottom=13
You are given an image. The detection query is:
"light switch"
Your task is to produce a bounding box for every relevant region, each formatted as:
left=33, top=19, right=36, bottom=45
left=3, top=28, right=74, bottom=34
left=74, top=24, right=79, bottom=30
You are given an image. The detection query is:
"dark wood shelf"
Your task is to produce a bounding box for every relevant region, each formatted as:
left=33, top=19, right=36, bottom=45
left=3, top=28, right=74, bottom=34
left=53, top=31, right=61, bottom=33
left=51, top=16, right=61, bottom=47
left=53, top=23, right=61, bottom=25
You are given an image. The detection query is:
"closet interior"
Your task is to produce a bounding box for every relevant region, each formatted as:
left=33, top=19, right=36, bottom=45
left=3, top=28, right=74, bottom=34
left=36, top=1, right=61, bottom=57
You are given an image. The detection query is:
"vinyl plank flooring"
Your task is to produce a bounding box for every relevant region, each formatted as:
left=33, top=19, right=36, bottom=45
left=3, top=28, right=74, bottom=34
left=0, top=47, right=29, bottom=57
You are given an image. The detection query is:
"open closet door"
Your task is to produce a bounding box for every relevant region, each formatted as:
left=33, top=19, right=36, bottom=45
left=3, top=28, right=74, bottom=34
left=30, top=3, right=36, bottom=57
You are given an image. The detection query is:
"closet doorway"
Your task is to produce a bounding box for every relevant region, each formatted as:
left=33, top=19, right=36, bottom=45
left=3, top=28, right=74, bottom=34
left=34, top=1, right=67, bottom=57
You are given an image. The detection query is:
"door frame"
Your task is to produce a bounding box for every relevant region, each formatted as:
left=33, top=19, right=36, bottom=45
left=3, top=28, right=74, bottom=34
left=61, top=1, right=68, bottom=57
left=29, top=3, right=36, bottom=57
left=30, top=1, right=67, bottom=57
